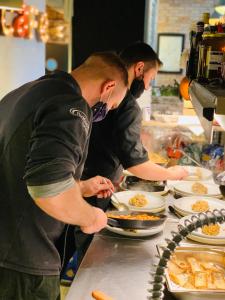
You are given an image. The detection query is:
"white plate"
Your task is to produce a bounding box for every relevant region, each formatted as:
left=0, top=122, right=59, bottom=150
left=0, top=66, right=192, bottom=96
left=111, top=191, right=166, bottom=213
left=185, top=234, right=225, bottom=245
left=179, top=215, right=225, bottom=244
left=174, top=196, right=225, bottom=216
left=172, top=181, right=221, bottom=197
left=105, top=224, right=164, bottom=237
left=183, top=166, right=212, bottom=181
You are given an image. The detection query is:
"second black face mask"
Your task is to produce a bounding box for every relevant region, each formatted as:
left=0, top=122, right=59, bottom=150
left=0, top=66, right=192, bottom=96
left=130, top=78, right=145, bottom=99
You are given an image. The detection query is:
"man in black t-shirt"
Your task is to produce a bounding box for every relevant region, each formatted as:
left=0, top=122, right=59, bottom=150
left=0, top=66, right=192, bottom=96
left=83, top=43, right=188, bottom=211
left=0, top=52, right=128, bottom=299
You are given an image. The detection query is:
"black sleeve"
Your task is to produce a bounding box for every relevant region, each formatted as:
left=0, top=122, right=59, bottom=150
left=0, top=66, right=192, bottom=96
left=113, top=95, right=149, bottom=169
left=24, top=95, right=91, bottom=186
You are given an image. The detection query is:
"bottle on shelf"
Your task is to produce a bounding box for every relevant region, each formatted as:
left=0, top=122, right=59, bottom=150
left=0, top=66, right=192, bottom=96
left=196, top=12, right=225, bottom=82
left=203, top=12, right=210, bottom=33
left=186, top=18, right=204, bottom=80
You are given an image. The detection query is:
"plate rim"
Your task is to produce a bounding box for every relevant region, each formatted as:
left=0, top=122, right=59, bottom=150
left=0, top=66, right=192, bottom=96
left=183, top=166, right=212, bottom=181
left=105, top=223, right=164, bottom=237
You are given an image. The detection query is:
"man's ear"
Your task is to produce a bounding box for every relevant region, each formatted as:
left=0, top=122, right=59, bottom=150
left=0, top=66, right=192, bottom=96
left=100, top=80, right=116, bottom=95
left=134, top=61, right=145, bottom=77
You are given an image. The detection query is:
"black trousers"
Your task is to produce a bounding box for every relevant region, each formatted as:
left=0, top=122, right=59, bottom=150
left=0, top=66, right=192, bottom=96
left=0, top=267, right=60, bottom=300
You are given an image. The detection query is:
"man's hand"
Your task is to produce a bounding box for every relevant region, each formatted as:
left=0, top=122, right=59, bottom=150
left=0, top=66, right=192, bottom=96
left=167, top=166, right=189, bottom=180
left=79, top=176, right=114, bottom=198
left=80, top=207, right=107, bottom=234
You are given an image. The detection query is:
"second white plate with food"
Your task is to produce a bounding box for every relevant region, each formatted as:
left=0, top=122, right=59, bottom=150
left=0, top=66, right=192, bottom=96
left=111, top=191, right=166, bottom=213
left=173, top=196, right=225, bottom=216
left=172, top=181, right=221, bottom=197
left=183, top=166, right=212, bottom=181
left=179, top=215, right=225, bottom=243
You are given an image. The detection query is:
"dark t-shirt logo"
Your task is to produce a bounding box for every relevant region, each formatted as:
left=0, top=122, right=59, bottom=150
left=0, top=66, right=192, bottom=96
left=69, top=108, right=89, bottom=135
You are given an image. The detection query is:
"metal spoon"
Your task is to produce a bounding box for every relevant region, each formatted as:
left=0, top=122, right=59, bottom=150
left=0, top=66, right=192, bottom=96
left=168, top=205, right=183, bottom=219
left=178, top=149, right=203, bottom=168
left=110, top=189, right=130, bottom=212
left=102, top=178, right=129, bottom=211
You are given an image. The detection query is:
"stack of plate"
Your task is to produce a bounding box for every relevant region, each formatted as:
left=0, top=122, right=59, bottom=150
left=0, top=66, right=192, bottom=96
left=107, top=191, right=166, bottom=237
left=170, top=181, right=222, bottom=198
left=182, top=166, right=212, bottom=181
left=179, top=214, right=225, bottom=245
left=173, top=196, right=225, bottom=244
left=173, top=196, right=225, bottom=217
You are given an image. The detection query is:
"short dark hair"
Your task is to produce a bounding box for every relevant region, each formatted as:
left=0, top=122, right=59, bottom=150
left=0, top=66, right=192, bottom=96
left=89, top=52, right=128, bottom=86
left=120, top=42, right=162, bottom=70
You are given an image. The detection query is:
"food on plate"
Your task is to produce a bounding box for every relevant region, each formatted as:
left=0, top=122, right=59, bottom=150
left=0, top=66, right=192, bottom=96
left=168, top=254, right=225, bottom=290
left=148, top=152, right=168, bottom=164
left=191, top=182, right=208, bottom=195
left=106, top=213, right=160, bottom=221
left=191, top=200, right=209, bottom=212
left=201, top=223, right=220, bottom=236
left=128, top=193, right=149, bottom=207
left=195, top=168, right=202, bottom=180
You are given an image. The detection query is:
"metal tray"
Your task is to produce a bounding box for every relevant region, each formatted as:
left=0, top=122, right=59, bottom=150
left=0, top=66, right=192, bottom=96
left=120, top=175, right=167, bottom=194
left=161, top=246, right=225, bottom=300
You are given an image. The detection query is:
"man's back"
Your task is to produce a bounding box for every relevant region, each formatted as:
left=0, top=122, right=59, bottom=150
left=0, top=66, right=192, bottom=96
left=0, top=71, right=91, bottom=275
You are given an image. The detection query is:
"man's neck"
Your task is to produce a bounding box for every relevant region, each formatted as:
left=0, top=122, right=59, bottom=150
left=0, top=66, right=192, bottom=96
left=127, top=67, right=135, bottom=88
left=70, top=68, right=99, bottom=108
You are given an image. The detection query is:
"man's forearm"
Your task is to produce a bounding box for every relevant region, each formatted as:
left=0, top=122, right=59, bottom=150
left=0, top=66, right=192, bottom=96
left=34, top=183, right=96, bottom=227
left=127, top=160, right=170, bottom=181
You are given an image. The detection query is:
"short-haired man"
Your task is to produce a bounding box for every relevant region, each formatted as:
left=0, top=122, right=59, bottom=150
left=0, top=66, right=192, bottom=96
left=0, top=52, right=128, bottom=299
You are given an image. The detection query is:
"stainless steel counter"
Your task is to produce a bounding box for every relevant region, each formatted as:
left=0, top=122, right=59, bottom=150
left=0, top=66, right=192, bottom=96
left=65, top=195, right=196, bottom=300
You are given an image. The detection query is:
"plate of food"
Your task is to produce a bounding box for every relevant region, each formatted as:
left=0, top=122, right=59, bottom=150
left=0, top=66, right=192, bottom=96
left=179, top=215, right=225, bottom=244
left=105, top=223, right=164, bottom=237
left=165, top=246, right=225, bottom=295
left=173, top=196, right=225, bottom=217
left=183, top=166, right=212, bottom=181
left=110, top=191, right=166, bottom=213
left=172, top=181, right=221, bottom=197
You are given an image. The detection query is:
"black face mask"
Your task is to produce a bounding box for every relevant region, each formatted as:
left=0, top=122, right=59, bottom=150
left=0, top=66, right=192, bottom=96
left=92, top=102, right=109, bottom=122
left=130, top=78, right=145, bottom=99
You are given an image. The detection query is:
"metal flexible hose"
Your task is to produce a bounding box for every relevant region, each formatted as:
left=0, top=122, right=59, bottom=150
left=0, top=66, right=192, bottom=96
left=148, top=209, right=225, bottom=300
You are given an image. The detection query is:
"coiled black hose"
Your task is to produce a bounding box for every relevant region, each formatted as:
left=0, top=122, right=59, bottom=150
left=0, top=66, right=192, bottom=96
left=148, top=209, right=225, bottom=300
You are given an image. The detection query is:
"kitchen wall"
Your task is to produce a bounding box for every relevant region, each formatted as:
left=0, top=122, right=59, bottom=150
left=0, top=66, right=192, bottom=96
left=0, top=0, right=45, bottom=99
left=156, top=0, right=216, bottom=86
